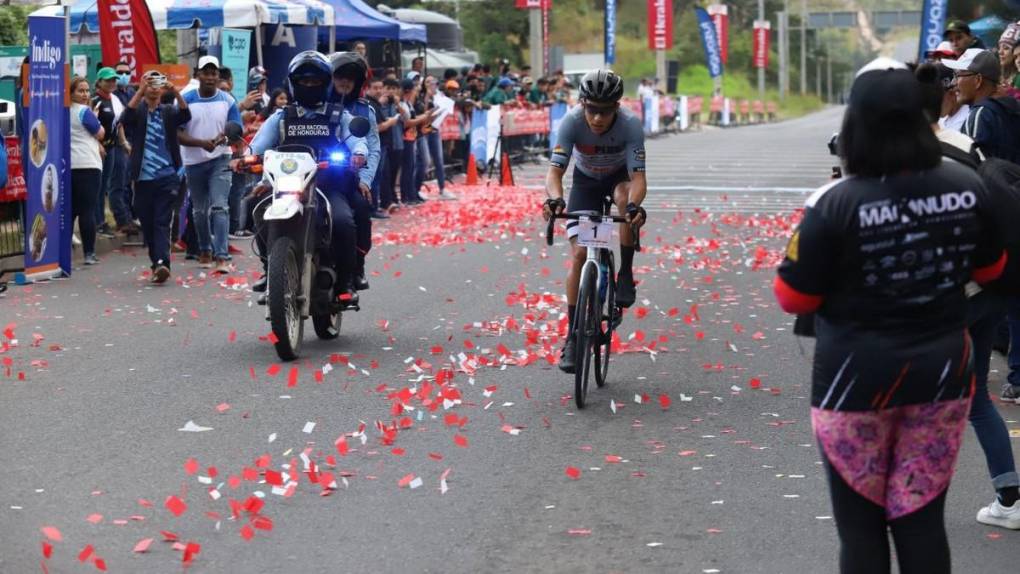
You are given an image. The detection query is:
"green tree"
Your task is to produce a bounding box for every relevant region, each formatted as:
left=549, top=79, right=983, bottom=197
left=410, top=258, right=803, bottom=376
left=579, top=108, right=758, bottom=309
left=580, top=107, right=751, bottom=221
left=0, top=5, right=30, bottom=46
left=459, top=1, right=529, bottom=66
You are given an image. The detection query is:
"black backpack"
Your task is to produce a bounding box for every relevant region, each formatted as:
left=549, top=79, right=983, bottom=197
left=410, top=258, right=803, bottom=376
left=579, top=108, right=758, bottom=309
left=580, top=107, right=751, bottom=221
left=976, top=157, right=1020, bottom=294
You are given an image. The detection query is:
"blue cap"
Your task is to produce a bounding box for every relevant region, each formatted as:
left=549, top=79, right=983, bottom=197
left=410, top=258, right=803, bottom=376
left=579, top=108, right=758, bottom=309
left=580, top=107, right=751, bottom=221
left=498, top=77, right=513, bottom=88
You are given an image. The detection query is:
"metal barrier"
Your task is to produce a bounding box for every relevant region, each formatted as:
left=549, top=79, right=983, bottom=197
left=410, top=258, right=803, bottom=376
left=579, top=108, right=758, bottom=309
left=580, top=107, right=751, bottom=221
left=0, top=200, right=24, bottom=289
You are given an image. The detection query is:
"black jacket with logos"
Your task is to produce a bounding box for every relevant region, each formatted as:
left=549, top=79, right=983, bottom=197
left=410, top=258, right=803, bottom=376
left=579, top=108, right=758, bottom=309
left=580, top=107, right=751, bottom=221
left=120, top=100, right=191, bottom=182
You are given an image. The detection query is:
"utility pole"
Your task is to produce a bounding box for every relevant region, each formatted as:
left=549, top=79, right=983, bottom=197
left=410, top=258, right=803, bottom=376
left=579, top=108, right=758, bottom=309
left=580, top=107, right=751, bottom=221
left=800, top=0, right=806, bottom=95
left=816, top=53, right=822, bottom=97
left=757, top=0, right=765, bottom=101
left=778, top=8, right=788, bottom=100
left=529, top=8, right=543, bottom=77
left=826, top=51, right=832, bottom=103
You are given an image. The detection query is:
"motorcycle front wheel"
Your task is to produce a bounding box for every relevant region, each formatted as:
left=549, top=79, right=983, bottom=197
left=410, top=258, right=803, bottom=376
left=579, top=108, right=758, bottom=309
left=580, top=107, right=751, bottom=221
left=267, top=236, right=304, bottom=361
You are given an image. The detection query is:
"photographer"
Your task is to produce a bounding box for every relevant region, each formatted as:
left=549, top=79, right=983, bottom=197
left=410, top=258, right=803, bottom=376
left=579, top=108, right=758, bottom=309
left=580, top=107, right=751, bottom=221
left=121, top=71, right=191, bottom=284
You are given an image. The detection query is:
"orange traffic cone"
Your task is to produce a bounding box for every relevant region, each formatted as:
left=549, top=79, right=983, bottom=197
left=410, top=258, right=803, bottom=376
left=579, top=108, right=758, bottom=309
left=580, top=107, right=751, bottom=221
left=465, top=153, right=478, bottom=185
left=500, top=152, right=514, bottom=186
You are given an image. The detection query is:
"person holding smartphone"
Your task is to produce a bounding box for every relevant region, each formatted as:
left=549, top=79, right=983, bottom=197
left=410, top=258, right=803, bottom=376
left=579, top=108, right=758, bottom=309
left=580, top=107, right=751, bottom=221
left=121, top=71, right=191, bottom=284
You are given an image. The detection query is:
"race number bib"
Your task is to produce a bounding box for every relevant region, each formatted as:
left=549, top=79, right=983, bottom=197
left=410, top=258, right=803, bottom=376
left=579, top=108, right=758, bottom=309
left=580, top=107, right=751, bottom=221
left=576, top=217, right=613, bottom=249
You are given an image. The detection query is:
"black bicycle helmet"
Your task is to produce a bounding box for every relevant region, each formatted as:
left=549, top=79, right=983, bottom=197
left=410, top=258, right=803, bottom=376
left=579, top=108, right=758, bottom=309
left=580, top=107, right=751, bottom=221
left=579, top=69, right=624, bottom=104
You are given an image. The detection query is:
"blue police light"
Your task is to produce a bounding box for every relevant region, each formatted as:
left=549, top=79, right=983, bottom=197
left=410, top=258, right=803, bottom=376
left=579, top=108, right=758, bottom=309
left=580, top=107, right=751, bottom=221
left=329, top=150, right=347, bottom=164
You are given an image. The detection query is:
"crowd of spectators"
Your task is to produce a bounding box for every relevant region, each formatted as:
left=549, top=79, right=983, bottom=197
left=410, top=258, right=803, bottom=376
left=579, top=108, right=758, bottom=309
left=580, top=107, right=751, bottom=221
left=54, top=47, right=582, bottom=282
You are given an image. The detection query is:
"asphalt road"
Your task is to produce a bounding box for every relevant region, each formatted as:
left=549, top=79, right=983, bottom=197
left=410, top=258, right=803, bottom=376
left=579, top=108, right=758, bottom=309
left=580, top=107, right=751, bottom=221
left=1, top=107, right=1017, bottom=573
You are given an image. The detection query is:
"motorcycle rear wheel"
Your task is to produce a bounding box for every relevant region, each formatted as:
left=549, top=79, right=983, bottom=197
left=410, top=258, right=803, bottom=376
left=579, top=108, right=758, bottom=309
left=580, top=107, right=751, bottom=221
left=268, top=237, right=303, bottom=361
left=313, top=307, right=342, bottom=340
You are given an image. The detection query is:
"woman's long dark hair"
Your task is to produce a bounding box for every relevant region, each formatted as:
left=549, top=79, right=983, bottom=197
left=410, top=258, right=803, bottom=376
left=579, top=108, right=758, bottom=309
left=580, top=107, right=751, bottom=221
left=839, top=69, right=942, bottom=178
left=260, top=88, right=289, bottom=120
left=912, top=62, right=946, bottom=125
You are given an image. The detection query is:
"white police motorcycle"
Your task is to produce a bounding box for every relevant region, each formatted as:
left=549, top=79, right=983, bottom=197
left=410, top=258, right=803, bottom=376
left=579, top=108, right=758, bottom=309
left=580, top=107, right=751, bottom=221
left=239, top=117, right=370, bottom=361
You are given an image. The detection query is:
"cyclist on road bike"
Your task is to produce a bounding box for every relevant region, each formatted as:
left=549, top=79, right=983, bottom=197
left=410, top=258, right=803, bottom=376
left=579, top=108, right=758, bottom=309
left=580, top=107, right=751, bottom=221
left=542, top=69, right=648, bottom=373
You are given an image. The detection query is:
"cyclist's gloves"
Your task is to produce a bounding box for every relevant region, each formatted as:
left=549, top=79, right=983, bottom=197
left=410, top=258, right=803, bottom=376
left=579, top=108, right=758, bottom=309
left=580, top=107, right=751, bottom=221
left=626, top=202, right=647, bottom=224
left=545, top=197, right=567, bottom=214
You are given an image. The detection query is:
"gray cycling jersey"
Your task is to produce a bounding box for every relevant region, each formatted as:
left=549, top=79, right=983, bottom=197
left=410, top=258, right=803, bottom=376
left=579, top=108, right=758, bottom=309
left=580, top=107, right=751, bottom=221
left=549, top=105, right=646, bottom=179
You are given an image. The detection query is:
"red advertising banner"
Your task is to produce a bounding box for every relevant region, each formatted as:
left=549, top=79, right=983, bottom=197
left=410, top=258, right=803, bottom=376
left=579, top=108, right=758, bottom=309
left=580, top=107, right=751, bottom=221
left=1, top=136, right=26, bottom=202
left=97, top=0, right=161, bottom=83
left=647, top=0, right=673, bottom=51
left=688, top=96, right=703, bottom=115
left=501, top=109, right=551, bottom=136
left=707, top=4, right=729, bottom=65
left=514, top=0, right=546, bottom=7
left=621, top=98, right=643, bottom=118
left=753, top=20, right=771, bottom=69
left=440, top=113, right=461, bottom=141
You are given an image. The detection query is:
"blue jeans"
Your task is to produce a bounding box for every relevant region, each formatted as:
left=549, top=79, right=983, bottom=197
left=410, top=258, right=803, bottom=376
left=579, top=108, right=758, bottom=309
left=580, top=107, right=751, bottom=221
left=371, top=150, right=385, bottom=211
left=968, top=291, right=1020, bottom=490
left=426, top=130, right=445, bottom=191
left=1007, top=297, right=1020, bottom=388
left=415, top=136, right=428, bottom=194
left=185, top=155, right=232, bottom=260
left=228, top=170, right=250, bottom=234
left=400, top=143, right=417, bottom=203
left=98, top=146, right=132, bottom=226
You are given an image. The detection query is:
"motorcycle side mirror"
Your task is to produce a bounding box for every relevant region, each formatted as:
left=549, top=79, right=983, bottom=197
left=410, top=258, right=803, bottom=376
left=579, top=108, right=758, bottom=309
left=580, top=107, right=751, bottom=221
left=349, top=116, right=371, bottom=138
left=224, top=121, right=245, bottom=144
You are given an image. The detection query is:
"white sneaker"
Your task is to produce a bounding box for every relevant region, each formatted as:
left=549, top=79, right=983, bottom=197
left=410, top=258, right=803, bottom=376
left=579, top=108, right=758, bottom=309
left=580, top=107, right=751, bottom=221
left=976, top=499, right=1020, bottom=529
left=417, top=191, right=429, bottom=201
left=438, top=189, right=458, bottom=200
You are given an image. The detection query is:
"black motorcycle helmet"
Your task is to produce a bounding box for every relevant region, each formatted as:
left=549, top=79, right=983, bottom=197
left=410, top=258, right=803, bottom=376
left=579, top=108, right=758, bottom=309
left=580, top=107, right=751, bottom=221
left=578, top=69, right=624, bottom=104
left=329, top=51, right=369, bottom=104
left=288, top=50, right=331, bottom=108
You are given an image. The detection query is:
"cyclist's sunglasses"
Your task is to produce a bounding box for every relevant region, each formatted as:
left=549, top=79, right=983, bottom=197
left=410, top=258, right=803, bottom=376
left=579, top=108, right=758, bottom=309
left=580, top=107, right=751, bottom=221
left=583, top=102, right=619, bottom=117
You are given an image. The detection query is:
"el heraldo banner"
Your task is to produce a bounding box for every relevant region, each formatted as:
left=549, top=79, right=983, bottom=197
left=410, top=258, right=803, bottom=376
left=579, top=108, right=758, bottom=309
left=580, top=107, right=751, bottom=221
left=98, top=0, right=161, bottom=82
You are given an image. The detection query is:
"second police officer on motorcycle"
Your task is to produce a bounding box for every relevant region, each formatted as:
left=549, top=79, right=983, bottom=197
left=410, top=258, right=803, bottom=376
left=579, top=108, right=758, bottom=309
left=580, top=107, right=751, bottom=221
left=329, top=51, right=380, bottom=291
left=239, top=51, right=368, bottom=307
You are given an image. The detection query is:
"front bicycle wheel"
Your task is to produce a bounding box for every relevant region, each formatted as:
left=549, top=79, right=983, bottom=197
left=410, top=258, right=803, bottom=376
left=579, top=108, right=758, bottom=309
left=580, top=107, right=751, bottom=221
left=574, top=264, right=598, bottom=409
left=594, top=252, right=615, bottom=388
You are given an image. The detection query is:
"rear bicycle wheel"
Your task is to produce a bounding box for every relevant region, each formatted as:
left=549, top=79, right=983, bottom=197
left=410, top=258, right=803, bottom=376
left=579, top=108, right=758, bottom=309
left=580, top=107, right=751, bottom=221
left=594, top=252, right=615, bottom=388
left=574, top=264, right=598, bottom=409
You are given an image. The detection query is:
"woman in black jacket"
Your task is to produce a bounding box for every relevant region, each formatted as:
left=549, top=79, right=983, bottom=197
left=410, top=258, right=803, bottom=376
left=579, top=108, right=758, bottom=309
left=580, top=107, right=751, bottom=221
left=775, top=59, right=1006, bottom=573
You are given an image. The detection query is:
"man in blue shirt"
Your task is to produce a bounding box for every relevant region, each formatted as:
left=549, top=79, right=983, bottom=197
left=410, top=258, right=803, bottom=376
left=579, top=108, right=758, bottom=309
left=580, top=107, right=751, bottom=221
left=121, top=71, right=191, bottom=284
left=242, top=51, right=368, bottom=305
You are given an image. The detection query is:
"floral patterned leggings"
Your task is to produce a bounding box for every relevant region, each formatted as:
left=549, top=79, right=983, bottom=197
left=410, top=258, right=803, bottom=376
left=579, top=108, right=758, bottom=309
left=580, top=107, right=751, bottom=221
left=813, top=398, right=971, bottom=574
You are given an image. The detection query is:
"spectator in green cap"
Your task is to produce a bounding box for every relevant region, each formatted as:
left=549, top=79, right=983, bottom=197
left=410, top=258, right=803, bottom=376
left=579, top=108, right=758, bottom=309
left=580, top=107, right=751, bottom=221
left=92, top=67, right=137, bottom=236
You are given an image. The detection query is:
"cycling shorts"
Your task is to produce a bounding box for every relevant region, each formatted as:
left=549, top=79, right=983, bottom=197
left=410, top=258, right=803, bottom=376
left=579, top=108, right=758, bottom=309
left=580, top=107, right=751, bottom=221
left=565, top=167, right=630, bottom=240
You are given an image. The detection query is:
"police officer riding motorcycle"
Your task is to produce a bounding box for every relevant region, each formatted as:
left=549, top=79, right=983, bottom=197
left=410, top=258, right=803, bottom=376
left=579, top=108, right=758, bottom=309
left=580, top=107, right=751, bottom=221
left=329, top=51, right=380, bottom=291
left=240, top=51, right=368, bottom=313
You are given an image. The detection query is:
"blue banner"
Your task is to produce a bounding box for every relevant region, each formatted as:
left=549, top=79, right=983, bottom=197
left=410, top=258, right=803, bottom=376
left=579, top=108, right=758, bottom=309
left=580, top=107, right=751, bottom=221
left=548, top=102, right=568, bottom=151
left=605, top=0, right=617, bottom=65
left=918, top=0, right=947, bottom=61
left=695, top=7, right=724, bottom=79
left=262, top=23, right=319, bottom=97
left=25, top=15, right=71, bottom=279
left=470, top=108, right=487, bottom=164
left=221, top=28, right=252, bottom=103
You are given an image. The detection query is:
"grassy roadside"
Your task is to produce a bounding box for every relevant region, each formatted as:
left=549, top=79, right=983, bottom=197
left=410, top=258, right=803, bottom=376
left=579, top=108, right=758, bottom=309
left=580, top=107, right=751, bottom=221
left=626, top=65, right=825, bottom=121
